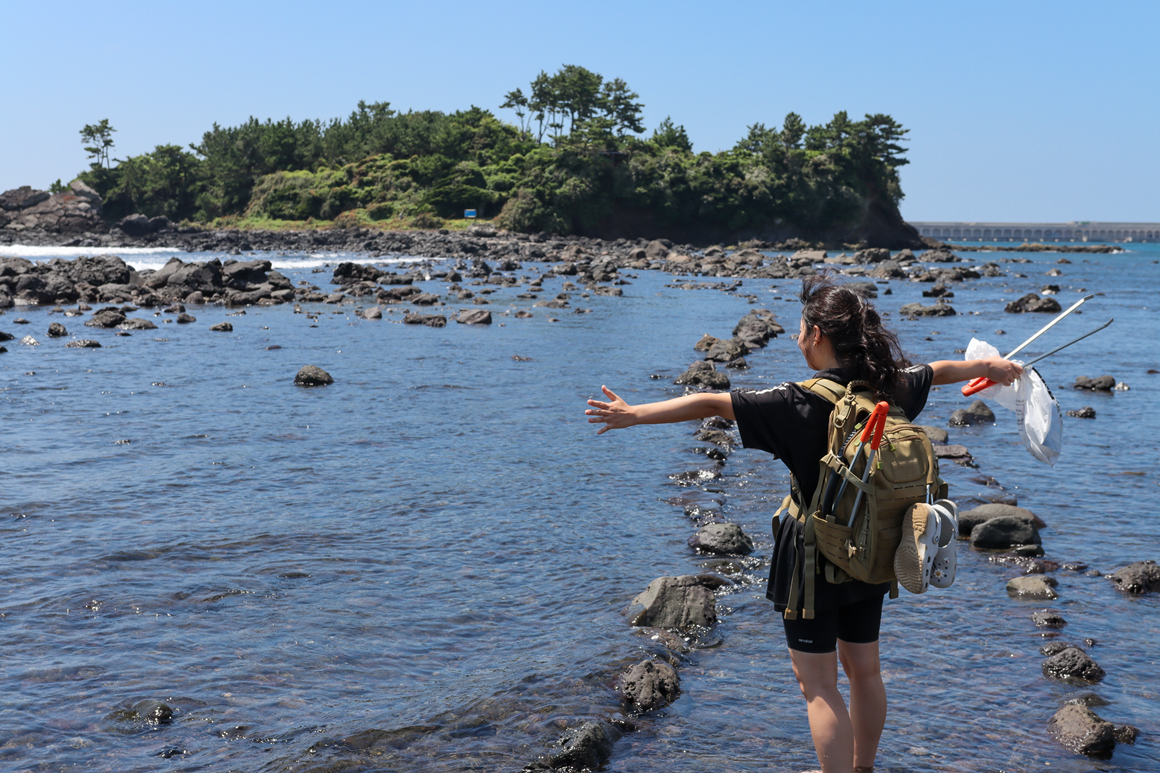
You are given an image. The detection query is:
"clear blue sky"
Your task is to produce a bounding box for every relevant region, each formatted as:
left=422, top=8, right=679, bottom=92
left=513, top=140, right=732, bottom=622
left=4, top=0, right=1156, bottom=223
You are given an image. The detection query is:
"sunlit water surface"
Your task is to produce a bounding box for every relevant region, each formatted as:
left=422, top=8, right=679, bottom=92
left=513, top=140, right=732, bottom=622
left=2, top=242, right=1157, bottom=772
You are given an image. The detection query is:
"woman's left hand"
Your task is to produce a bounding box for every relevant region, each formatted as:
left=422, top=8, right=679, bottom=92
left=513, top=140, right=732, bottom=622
left=585, top=386, right=637, bottom=434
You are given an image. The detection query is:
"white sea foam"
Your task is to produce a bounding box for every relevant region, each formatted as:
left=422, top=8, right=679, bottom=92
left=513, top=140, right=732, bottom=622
left=1, top=244, right=436, bottom=272
left=1, top=245, right=183, bottom=259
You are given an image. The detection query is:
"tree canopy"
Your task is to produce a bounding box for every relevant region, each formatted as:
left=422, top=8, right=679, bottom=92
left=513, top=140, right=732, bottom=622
left=80, top=119, right=116, bottom=169
left=73, top=65, right=910, bottom=241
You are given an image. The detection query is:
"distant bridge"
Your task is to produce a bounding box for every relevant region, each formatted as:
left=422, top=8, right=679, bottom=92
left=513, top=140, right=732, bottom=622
left=910, top=221, right=1158, bottom=243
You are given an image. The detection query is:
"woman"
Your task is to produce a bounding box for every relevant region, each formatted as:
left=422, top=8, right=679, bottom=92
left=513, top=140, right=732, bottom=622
left=585, top=276, right=1023, bottom=773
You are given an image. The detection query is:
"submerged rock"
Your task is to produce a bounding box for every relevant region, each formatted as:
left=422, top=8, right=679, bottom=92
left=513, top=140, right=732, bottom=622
left=949, top=399, right=995, bottom=426
left=958, top=503, right=1045, bottom=537
left=1044, top=647, right=1105, bottom=683
left=209, top=322, right=233, bottom=332
left=1107, top=560, right=1160, bottom=594
left=1073, top=375, right=1116, bottom=391
left=703, top=337, right=748, bottom=363
left=1033, top=610, right=1067, bottom=629
left=105, top=699, right=175, bottom=732
left=456, top=309, right=492, bottom=325
left=900, top=301, right=956, bottom=317
left=920, top=425, right=949, bottom=443
left=546, top=721, right=622, bottom=771
left=674, top=360, right=730, bottom=389
left=973, top=516, right=1042, bottom=550
left=294, top=365, right=333, bottom=386
left=688, top=522, right=754, bottom=556
left=1048, top=704, right=1116, bottom=758
left=693, top=334, right=719, bottom=352
left=629, top=574, right=729, bottom=630
left=1006, top=293, right=1063, bottom=313
left=65, top=339, right=101, bottom=348
left=85, top=307, right=126, bottom=328
left=1007, top=575, right=1058, bottom=599
left=933, top=444, right=975, bottom=466
left=1066, top=406, right=1096, bottom=418
left=403, top=313, right=447, bottom=328
left=732, top=310, right=782, bottom=347
left=620, top=660, right=681, bottom=713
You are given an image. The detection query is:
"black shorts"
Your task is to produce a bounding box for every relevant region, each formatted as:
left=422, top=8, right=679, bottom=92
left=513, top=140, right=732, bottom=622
left=782, top=594, right=883, bottom=654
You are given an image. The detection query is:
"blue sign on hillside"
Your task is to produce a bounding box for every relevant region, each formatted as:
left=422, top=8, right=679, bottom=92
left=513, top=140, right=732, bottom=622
left=464, top=209, right=477, bottom=219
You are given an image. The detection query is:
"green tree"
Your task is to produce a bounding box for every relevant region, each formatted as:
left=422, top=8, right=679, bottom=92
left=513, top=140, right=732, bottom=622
left=500, top=88, right=530, bottom=138
left=734, top=122, right=776, bottom=155
left=80, top=119, right=116, bottom=168
left=781, top=112, right=806, bottom=148
left=555, top=64, right=604, bottom=132
left=510, top=66, right=643, bottom=144
left=651, top=117, right=692, bottom=152
left=600, top=78, right=645, bottom=136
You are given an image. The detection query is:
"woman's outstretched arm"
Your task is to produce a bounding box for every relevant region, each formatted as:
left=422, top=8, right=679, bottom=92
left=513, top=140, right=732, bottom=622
left=929, top=357, right=1023, bottom=386
left=585, top=386, right=735, bottom=435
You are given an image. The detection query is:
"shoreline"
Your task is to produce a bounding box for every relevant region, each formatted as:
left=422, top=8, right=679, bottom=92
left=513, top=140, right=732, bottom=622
left=0, top=222, right=1131, bottom=261
left=0, top=243, right=1151, bottom=770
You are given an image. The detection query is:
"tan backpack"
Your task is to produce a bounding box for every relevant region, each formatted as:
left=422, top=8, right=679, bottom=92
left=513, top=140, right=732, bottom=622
left=781, top=378, right=947, bottom=620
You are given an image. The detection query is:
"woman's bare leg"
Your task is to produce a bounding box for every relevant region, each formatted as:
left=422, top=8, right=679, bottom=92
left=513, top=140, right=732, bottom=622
left=789, top=648, right=854, bottom=773
left=838, top=639, right=886, bottom=771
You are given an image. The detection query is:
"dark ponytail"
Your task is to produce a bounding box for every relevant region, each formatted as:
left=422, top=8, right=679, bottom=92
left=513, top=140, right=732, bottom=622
left=799, top=274, right=910, bottom=401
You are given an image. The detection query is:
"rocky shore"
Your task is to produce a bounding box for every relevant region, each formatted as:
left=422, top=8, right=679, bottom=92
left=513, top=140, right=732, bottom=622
left=2, top=216, right=1149, bottom=768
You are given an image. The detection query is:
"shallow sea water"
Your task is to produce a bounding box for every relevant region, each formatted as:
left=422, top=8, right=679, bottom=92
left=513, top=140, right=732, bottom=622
left=1, top=242, right=1157, bottom=772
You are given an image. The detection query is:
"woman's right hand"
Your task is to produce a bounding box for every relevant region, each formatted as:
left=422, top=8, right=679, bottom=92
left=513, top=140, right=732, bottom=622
left=585, top=386, right=637, bottom=434
left=985, top=357, right=1024, bottom=387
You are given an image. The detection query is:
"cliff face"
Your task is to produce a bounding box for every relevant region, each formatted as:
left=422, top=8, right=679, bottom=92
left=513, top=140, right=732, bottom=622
left=584, top=190, right=927, bottom=249
left=0, top=181, right=107, bottom=235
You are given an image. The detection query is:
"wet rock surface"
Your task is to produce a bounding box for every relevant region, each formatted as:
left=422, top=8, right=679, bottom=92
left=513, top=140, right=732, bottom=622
left=920, top=425, right=950, bottom=443
left=455, top=309, right=492, bottom=325
left=1007, top=575, right=1058, bottom=599
left=958, top=504, right=1045, bottom=537
left=973, top=516, right=1043, bottom=550
left=1043, top=647, right=1105, bottom=683
left=404, top=313, right=447, bottom=328
left=620, top=660, right=681, bottom=713
left=1048, top=704, right=1116, bottom=758
left=1107, top=560, right=1160, bottom=594
left=105, top=699, right=175, bottom=732
left=1033, top=610, right=1067, bottom=629
left=294, top=365, right=334, bottom=386
left=949, top=399, right=995, bottom=427
left=687, top=523, right=754, bottom=556
left=674, top=360, right=730, bottom=389
left=1006, top=293, right=1063, bottom=313
left=1073, top=375, right=1116, bottom=391
left=933, top=444, right=975, bottom=466
left=541, top=721, right=622, bottom=771
left=629, top=574, right=729, bottom=630
left=900, top=300, right=956, bottom=317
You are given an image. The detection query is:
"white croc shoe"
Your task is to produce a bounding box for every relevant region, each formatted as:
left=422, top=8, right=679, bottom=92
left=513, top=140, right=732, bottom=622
left=894, top=502, right=942, bottom=594
left=929, top=499, right=958, bottom=589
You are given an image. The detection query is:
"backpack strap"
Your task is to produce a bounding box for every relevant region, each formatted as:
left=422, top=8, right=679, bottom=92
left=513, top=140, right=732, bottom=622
left=784, top=378, right=851, bottom=621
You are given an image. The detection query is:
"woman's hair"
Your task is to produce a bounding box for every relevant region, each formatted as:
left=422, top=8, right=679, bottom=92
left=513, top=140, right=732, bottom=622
left=799, top=274, right=910, bottom=401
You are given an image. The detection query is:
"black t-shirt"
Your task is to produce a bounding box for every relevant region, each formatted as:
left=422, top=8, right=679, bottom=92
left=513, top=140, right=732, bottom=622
left=731, top=365, right=935, bottom=612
